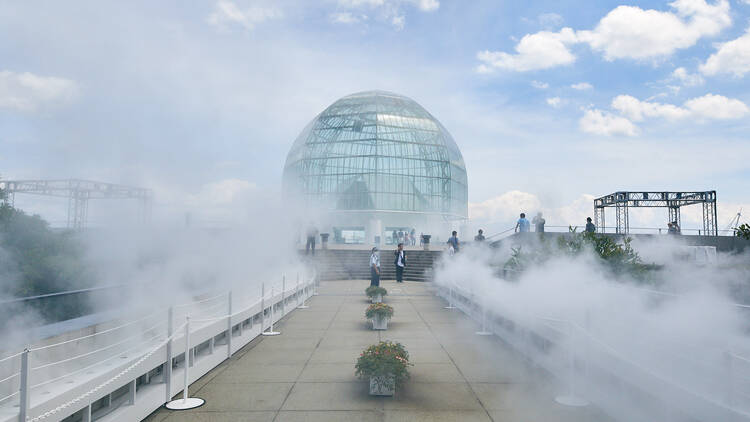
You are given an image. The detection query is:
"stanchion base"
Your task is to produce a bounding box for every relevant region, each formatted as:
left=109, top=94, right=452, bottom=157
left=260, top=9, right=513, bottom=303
left=297, top=305, right=309, bottom=309
left=475, top=331, right=492, bottom=336
left=444, top=305, right=456, bottom=309
left=166, top=397, right=205, bottom=410
left=262, top=331, right=281, bottom=336
left=555, top=395, right=589, bottom=407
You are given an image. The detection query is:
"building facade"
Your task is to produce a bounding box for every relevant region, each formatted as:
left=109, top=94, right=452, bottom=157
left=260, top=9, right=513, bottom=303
left=283, top=90, right=468, bottom=245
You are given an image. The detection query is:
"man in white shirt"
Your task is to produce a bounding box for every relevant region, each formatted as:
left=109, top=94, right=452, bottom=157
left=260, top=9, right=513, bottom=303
left=394, top=243, right=406, bottom=283
left=370, top=247, right=380, bottom=286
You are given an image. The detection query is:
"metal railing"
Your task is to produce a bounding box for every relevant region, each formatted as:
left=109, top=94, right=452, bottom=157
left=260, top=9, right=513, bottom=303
left=0, top=271, right=317, bottom=422
left=436, top=281, right=750, bottom=421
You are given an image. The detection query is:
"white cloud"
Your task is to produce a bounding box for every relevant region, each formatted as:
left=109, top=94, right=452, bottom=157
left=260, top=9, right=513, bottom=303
left=571, top=82, right=593, bottom=90
left=612, top=95, right=691, bottom=121
left=671, top=67, right=704, bottom=86
left=414, top=0, right=439, bottom=11
left=207, top=0, right=282, bottom=30
left=537, top=12, right=564, bottom=29
left=579, top=108, right=638, bottom=136
left=335, top=0, right=437, bottom=30
left=477, top=0, right=731, bottom=72
left=683, top=93, right=750, bottom=119
left=700, top=28, right=750, bottom=77
left=469, top=191, right=595, bottom=228
left=612, top=93, right=748, bottom=121
left=469, top=190, right=541, bottom=221
left=477, top=28, right=578, bottom=72
left=391, top=14, right=405, bottom=30
left=546, top=97, right=562, bottom=107
left=0, top=70, right=78, bottom=112
left=577, top=0, right=731, bottom=61
left=331, top=12, right=362, bottom=24
left=530, top=80, right=549, bottom=89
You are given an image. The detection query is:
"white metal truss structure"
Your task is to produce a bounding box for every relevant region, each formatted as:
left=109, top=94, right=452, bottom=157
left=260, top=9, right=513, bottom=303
left=0, top=179, right=152, bottom=230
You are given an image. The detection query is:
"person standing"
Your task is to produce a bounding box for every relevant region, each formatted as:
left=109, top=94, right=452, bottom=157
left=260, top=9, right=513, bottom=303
left=474, top=229, right=485, bottom=242
left=447, top=230, right=459, bottom=253
left=394, top=243, right=406, bottom=283
left=306, top=224, right=318, bottom=255
left=410, top=228, right=417, bottom=245
left=532, top=212, right=546, bottom=233
left=515, top=213, right=530, bottom=233
left=585, top=217, right=596, bottom=233
left=370, top=247, right=380, bottom=287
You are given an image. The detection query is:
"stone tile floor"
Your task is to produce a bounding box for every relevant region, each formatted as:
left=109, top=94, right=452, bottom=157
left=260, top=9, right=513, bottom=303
left=144, top=280, right=614, bottom=421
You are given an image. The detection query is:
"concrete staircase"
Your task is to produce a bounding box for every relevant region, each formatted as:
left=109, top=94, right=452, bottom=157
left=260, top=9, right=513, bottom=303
left=300, top=248, right=442, bottom=282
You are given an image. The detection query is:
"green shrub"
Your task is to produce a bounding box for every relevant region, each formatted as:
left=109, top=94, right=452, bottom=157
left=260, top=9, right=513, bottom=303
left=736, top=224, right=750, bottom=240
left=365, top=286, right=388, bottom=297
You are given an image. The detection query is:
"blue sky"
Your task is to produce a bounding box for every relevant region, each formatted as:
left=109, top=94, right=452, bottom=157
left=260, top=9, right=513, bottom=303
left=1, top=0, right=749, bottom=231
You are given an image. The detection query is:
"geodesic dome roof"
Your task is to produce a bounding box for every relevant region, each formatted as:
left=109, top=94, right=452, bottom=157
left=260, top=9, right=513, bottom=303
left=283, top=90, right=467, bottom=219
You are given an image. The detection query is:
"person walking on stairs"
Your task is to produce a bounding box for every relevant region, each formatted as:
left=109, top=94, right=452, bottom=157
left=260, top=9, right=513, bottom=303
left=394, top=243, right=406, bottom=283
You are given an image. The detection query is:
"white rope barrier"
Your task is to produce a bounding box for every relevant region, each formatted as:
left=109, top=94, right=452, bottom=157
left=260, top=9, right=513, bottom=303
left=173, top=292, right=227, bottom=308
left=28, top=311, right=162, bottom=352
left=0, top=390, right=19, bottom=403
left=30, top=331, right=166, bottom=390
left=27, top=323, right=186, bottom=422
left=0, top=351, right=23, bottom=363
left=31, top=319, right=166, bottom=371
left=0, top=371, right=20, bottom=384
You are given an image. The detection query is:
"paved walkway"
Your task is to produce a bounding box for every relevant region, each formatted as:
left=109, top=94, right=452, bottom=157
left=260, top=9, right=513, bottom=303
left=145, top=280, right=612, bottom=421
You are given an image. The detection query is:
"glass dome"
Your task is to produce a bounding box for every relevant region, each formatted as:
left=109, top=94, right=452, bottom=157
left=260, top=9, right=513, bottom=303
left=283, top=90, right=468, bottom=219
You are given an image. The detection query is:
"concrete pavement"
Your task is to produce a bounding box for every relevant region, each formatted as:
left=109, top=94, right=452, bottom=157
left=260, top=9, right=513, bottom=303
left=144, top=279, right=613, bottom=421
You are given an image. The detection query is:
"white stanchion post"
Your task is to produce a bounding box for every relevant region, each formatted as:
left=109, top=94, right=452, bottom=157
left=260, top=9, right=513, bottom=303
left=555, top=321, right=589, bottom=407
left=281, top=275, right=286, bottom=316
left=313, top=273, right=319, bottom=296
left=444, top=284, right=456, bottom=309
left=261, top=283, right=265, bottom=332
left=263, top=284, right=280, bottom=336
left=165, top=317, right=205, bottom=410
left=297, top=272, right=309, bottom=309
left=165, top=307, right=174, bottom=402
left=19, top=348, right=29, bottom=422
left=226, top=291, right=233, bottom=358
left=475, top=304, right=492, bottom=336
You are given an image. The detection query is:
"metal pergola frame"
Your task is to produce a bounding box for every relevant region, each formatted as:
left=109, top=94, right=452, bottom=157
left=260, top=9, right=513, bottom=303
left=0, top=179, right=152, bottom=230
left=593, top=191, right=717, bottom=236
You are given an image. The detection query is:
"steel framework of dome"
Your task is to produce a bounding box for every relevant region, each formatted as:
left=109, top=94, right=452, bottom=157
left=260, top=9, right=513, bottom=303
left=283, top=91, right=468, bottom=227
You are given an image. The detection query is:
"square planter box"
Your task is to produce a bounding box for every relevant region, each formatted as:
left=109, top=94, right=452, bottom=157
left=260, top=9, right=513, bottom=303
left=371, top=294, right=383, bottom=303
left=371, top=316, right=389, bottom=330
left=369, top=375, right=395, bottom=396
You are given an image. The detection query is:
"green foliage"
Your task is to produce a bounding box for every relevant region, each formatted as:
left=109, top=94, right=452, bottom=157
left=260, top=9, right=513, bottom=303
left=355, top=341, right=411, bottom=387
left=365, top=286, right=387, bottom=298
left=736, top=224, right=750, bottom=240
left=504, top=229, right=654, bottom=280
left=365, top=303, right=394, bottom=319
left=0, top=196, right=93, bottom=323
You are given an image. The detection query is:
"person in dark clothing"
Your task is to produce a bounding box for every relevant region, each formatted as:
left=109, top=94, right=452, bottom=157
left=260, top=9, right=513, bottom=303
left=474, top=229, right=485, bottom=242
left=306, top=224, right=318, bottom=255
left=394, top=243, right=406, bottom=283
left=532, top=212, right=546, bottom=233
left=585, top=217, right=596, bottom=233
left=370, top=247, right=380, bottom=286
